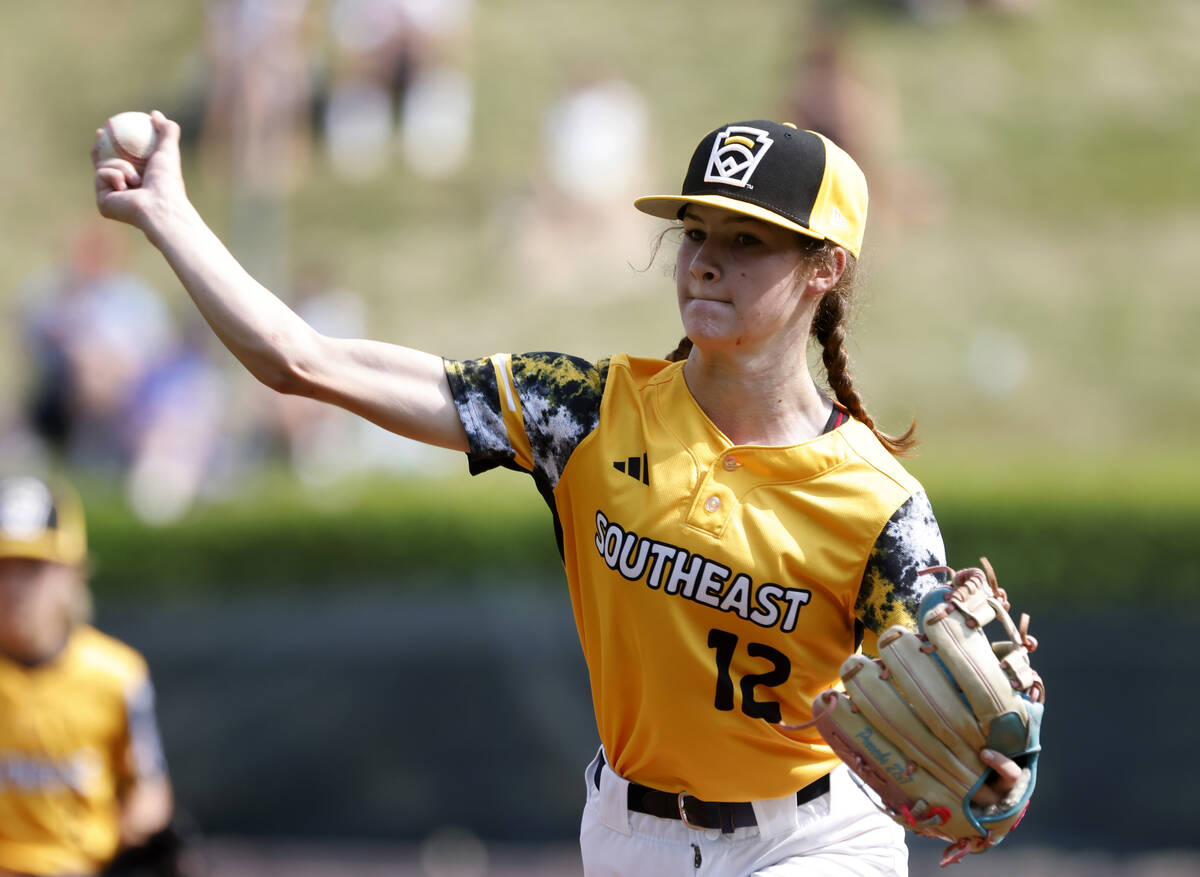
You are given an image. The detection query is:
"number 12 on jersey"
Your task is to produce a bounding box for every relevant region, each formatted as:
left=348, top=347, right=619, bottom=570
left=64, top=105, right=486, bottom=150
left=707, top=628, right=791, bottom=723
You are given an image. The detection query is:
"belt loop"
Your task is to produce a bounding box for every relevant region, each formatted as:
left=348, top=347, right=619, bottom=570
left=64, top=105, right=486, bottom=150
left=590, top=748, right=633, bottom=836
left=718, top=803, right=736, bottom=834
left=751, top=792, right=803, bottom=839
left=751, top=775, right=831, bottom=839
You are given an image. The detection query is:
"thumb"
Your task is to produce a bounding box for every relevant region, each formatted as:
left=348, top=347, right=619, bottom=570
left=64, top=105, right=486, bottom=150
left=149, top=111, right=179, bottom=144
left=145, top=111, right=183, bottom=169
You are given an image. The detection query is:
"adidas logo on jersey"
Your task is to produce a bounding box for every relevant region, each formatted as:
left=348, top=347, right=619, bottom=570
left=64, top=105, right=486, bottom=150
left=613, top=453, right=649, bottom=485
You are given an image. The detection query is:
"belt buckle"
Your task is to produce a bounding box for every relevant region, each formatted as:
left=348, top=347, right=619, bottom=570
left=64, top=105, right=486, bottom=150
left=677, top=791, right=705, bottom=830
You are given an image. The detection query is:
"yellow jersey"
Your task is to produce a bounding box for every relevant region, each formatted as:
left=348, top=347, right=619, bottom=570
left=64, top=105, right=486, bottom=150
left=0, top=626, right=167, bottom=876
left=446, top=352, right=946, bottom=801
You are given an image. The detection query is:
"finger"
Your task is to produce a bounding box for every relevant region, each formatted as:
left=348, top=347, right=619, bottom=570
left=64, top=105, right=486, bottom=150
left=96, top=166, right=129, bottom=193
left=980, top=748, right=1022, bottom=789
left=972, top=783, right=1002, bottom=807
left=96, top=157, right=142, bottom=188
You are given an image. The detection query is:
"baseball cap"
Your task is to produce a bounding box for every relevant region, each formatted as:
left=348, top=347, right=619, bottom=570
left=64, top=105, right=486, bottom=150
left=634, top=120, right=868, bottom=258
left=0, top=476, right=87, bottom=566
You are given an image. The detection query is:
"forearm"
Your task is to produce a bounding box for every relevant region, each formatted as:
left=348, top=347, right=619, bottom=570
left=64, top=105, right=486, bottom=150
left=144, top=199, right=314, bottom=391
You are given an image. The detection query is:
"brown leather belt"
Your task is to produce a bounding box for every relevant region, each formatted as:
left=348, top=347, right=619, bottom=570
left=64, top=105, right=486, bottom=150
left=594, top=754, right=831, bottom=834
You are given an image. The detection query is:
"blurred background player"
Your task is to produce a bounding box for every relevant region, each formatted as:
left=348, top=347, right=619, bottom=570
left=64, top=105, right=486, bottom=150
left=0, top=475, right=176, bottom=877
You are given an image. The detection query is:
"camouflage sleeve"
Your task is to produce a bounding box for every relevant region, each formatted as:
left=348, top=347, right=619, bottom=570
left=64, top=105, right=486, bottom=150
left=855, top=491, right=948, bottom=636
left=444, top=352, right=608, bottom=489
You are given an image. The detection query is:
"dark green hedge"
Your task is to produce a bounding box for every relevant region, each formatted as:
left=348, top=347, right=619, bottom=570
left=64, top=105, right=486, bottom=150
left=82, top=471, right=1197, bottom=608
left=84, top=471, right=563, bottom=597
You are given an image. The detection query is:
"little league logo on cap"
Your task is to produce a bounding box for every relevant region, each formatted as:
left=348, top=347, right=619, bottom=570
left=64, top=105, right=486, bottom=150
left=634, top=119, right=869, bottom=258
left=0, top=478, right=58, bottom=540
left=704, top=126, right=775, bottom=188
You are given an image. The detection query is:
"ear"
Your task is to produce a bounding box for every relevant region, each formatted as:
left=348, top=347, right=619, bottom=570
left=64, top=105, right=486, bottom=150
left=802, top=246, right=847, bottom=297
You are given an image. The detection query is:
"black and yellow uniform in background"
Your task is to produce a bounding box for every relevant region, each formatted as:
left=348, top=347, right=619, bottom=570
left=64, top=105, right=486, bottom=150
left=0, top=626, right=168, bottom=876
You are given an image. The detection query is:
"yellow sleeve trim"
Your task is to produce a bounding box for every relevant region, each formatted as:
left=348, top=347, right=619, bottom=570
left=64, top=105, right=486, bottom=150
left=491, top=354, right=534, bottom=472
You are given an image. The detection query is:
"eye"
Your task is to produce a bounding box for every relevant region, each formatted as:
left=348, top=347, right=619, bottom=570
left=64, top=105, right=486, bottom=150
left=683, top=227, right=706, bottom=243
left=734, top=232, right=762, bottom=247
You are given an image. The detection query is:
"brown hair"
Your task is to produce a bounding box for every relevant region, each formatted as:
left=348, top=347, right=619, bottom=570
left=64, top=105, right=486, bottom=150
left=664, top=236, right=917, bottom=456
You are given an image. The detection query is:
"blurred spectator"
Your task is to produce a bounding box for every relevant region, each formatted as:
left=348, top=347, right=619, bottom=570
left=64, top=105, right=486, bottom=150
left=786, top=9, right=946, bottom=228
left=878, top=0, right=1041, bottom=24
left=786, top=16, right=895, bottom=183
left=201, top=0, right=317, bottom=289
left=542, top=69, right=650, bottom=211
left=15, top=223, right=234, bottom=525
left=322, top=0, right=474, bottom=180
left=17, top=223, right=176, bottom=473
left=0, top=475, right=179, bottom=876
left=123, top=321, right=231, bottom=526
left=508, top=66, right=652, bottom=297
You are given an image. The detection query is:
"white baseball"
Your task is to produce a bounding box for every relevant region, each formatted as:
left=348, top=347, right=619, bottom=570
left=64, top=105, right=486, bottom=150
left=96, top=111, right=158, bottom=168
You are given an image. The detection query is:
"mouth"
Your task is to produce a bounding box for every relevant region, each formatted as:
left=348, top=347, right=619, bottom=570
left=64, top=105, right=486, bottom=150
left=686, top=293, right=731, bottom=304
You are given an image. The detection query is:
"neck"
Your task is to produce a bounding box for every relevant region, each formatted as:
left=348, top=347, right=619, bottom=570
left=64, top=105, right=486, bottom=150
left=682, top=348, right=832, bottom=446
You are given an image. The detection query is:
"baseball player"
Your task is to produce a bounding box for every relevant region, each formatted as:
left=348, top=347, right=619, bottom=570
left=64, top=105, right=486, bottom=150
left=93, top=114, right=1029, bottom=875
left=0, top=476, right=175, bottom=877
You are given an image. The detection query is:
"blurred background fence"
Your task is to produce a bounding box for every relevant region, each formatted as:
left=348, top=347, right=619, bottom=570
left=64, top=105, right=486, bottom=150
left=1, top=0, right=1198, bottom=873
left=93, top=590, right=1197, bottom=856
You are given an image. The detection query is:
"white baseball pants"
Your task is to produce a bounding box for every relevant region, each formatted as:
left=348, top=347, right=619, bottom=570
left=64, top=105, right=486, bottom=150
left=579, top=748, right=907, bottom=876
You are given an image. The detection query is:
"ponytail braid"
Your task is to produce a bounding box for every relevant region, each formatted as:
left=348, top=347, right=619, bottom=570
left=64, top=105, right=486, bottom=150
left=665, top=336, right=693, bottom=362
left=810, top=249, right=918, bottom=456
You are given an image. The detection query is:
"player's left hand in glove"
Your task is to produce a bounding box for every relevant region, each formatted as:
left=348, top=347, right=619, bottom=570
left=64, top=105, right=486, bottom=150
left=799, top=559, right=1044, bottom=866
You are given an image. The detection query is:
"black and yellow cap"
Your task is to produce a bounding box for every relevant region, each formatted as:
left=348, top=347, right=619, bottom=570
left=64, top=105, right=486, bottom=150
left=0, top=476, right=87, bottom=566
left=634, top=120, right=868, bottom=258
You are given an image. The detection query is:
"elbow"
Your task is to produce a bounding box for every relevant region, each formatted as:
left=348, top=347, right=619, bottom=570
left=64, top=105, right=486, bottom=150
left=251, top=331, right=324, bottom=398
left=257, top=357, right=311, bottom=396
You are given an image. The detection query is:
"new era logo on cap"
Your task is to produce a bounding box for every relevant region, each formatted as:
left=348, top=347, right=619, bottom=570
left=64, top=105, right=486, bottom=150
left=703, top=126, right=774, bottom=189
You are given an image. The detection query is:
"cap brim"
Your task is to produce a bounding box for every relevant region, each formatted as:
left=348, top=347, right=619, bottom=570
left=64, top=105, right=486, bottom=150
left=0, top=538, right=69, bottom=564
left=634, top=194, right=828, bottom=245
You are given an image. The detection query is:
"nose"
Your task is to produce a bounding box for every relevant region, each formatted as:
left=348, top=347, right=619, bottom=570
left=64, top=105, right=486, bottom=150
left=687, top=240, right=721, bottom=283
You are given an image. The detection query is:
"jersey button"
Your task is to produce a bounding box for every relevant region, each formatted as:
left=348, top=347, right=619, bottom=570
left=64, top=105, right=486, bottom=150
left=704, top=495, right=722, bottom=513
left=723, top=455, right=741, bottom=471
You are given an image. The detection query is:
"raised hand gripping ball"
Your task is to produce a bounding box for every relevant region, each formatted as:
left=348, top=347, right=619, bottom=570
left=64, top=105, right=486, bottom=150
left=96, top=111, right=158, bottom=169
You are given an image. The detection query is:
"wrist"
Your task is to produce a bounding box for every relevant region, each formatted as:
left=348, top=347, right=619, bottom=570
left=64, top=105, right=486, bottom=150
left=143, top=196, right=199, bottom=252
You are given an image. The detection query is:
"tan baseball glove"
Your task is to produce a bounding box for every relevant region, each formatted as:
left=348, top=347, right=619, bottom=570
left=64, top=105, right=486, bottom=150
left=805, top=559, right=1044, bottom=866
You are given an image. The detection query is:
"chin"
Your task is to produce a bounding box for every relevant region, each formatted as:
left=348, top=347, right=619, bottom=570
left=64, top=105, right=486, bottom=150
left=681, top=309, right=736, bottom=345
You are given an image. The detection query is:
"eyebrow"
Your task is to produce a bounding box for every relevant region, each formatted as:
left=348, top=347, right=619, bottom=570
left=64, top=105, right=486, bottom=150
left=681, top=207, right=761, bottom=226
